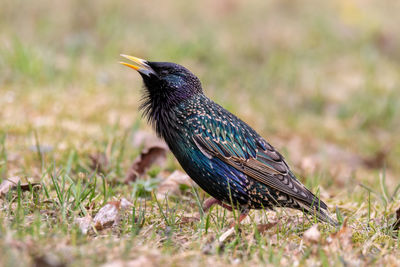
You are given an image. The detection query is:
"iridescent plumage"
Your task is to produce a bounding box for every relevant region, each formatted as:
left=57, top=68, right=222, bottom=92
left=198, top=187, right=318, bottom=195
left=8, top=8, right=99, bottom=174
left=121, top=56, right=337, bottom=226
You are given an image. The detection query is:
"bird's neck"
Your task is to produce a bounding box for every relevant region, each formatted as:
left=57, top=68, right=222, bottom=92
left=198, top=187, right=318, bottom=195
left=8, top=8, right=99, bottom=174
left=152, top=104, right=177, bottom=140
left=142, top=93, right=190, bottom=142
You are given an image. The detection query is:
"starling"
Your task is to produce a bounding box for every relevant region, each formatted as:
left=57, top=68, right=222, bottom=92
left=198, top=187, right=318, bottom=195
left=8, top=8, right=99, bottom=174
left=120, top=55, right=337, bottom=226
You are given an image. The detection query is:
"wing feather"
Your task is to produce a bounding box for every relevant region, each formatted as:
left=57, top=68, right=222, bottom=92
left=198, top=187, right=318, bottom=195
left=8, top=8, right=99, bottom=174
left=192, top=124, right=326, bottom=209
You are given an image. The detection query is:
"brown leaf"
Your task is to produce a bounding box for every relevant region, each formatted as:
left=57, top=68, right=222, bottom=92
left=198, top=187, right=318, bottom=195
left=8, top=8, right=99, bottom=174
left=303, top=224, right=321, bottom=243
left=256, top=221, right=278, bottom=234
left=20, top=182, right=41, bottom=191
left=156, top=170, right=192, bottom=199
left=0, top=177, right=41, bottom=198
left=89, top=152, right=109, bottom=173
left=0, top=176, right=20, bottom=196
left=93, top=202, right=120, bottom=230
left=327, top=218, right=353, bottom=249
left=125, top=135, right=168, bottom=183
left=93, top=198, right=133, bottom=231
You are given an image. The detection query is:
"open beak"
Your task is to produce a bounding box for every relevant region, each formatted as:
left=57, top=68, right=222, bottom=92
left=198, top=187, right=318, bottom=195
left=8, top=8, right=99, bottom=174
left=119, top=54, right=156, bottom=77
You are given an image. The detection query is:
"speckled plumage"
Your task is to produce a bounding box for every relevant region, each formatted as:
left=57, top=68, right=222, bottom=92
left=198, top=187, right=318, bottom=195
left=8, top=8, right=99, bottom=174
left=122, top=57, right=337, bottom=225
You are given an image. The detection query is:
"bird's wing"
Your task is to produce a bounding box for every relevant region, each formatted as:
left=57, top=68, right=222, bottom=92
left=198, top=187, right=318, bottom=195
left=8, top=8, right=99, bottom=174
left=191, top=115, right=326, bottom=208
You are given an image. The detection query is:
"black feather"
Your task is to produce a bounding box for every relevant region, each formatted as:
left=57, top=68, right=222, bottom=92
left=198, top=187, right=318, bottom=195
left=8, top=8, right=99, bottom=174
left=131, top=60, right=337, bottom=226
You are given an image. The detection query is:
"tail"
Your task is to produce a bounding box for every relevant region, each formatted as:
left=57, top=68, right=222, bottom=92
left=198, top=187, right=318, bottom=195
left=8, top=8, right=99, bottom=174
left=297, top=201, right=339, bottom=227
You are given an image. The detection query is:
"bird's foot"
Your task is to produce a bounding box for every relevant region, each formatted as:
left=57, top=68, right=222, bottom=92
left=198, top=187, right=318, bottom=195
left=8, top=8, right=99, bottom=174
left=202, top=197, right=233, bottom=212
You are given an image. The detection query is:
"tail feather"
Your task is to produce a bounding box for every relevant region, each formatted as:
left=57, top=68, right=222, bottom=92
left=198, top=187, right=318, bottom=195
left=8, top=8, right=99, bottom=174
left=297, top=201, right=339, bottom=227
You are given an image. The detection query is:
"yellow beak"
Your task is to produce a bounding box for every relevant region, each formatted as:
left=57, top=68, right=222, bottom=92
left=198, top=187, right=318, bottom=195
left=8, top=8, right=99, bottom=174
left=119, top=54, right=145, bottom=70
left=120, top=54, right=156, bottom=77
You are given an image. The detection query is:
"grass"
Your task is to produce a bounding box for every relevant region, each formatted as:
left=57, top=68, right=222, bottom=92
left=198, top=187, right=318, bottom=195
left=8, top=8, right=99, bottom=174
left=1, top=0, right=400, bottom=265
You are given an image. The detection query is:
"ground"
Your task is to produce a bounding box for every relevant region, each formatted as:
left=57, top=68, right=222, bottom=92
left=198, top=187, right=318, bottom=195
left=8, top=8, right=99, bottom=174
left=1, top=0, right=400, bottom=266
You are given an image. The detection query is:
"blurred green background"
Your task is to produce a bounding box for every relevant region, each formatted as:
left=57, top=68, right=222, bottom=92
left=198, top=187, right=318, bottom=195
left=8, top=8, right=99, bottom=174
left=1, top=0, right=400, bottom=203
left=1, top=0, right=400, bottom=265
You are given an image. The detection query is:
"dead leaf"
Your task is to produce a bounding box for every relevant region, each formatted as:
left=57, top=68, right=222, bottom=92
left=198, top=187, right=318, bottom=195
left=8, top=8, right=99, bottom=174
left=125, top=134, right=168, bottom=183
left=94, top=202, right=119, bottom=230
left=20, top=182, right=41, bottom=191
left=0, top=177, right=39, bottom=197
left=0, top=177, right=41, bottom=197
left=336, top=224, right=352, bottom=248
left=256, top=221, right=278, bottom=234
left=218, top=227, right=236, bottom=243
left=75, top=215, right=93, bottom=235
left=303, top=224, right=321, bottom=243
left=326, top=218, right=353, bottom=252
left=89, top=152, right=109, bottom=173
left=0, top=176, right=20, bottom=196
left=93, top=198, right=133, bottom=231
left=326, top=218, right=353, bottom=251
left=156, top=170, right=192, bottom=199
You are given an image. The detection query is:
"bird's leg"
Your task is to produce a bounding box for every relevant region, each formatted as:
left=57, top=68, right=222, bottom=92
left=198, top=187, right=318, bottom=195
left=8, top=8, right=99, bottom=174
left=202, top=197, right=219, bottom=212
left=202, top=197, right=233, bottom=212
left=229, top=209, right=249, bottom=228
left=219, top=201, right=233, bottom=211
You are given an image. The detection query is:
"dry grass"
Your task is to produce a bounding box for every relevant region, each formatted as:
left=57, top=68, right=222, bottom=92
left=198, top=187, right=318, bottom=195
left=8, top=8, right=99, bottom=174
left=1, top=0, right=400, bottom=266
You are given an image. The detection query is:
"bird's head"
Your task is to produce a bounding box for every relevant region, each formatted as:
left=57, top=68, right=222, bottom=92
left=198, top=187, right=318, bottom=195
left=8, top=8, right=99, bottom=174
left=120, top=55, right=202, bottom=106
